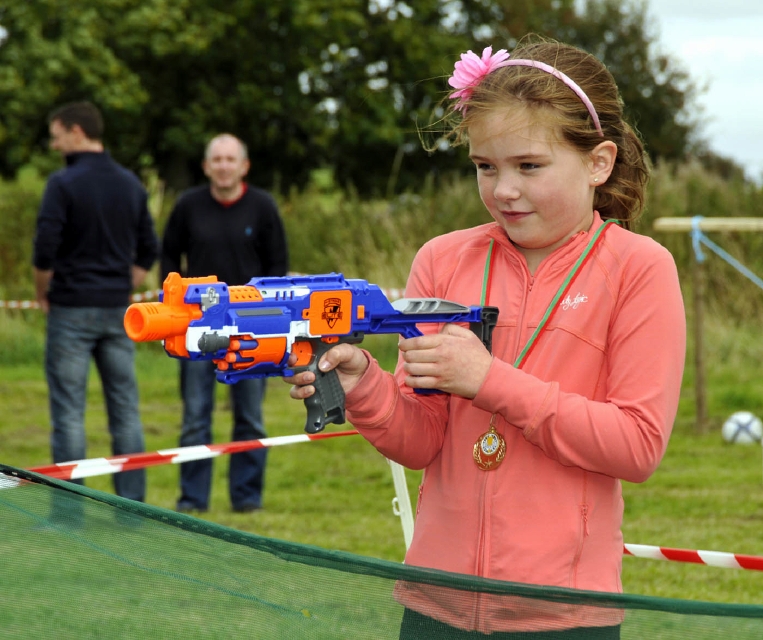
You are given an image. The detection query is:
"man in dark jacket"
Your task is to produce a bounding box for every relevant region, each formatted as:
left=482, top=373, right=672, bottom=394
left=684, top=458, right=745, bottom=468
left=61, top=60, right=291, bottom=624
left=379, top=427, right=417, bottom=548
left=161, top=133, right=289, bottom=514
left=33, top=101, right=159, bottom=511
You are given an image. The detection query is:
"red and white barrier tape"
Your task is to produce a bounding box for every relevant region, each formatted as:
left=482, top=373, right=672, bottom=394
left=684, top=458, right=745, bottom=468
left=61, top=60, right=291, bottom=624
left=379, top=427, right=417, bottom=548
left=1, top=283, right=405, bottom=310
left=0, top=290, right=162, bottom=309
left=130, top=290, right=161, bottom=302
left=623, top=542, right=763, bottom=572
left=16, top=432, right=763, bottom=573
left=27, top=429, right=360, bottom=480
left=0, top=299, right=40, bottom=309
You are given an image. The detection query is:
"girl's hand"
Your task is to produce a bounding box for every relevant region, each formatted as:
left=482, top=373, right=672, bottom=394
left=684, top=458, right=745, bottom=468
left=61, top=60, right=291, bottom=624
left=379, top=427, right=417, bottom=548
left=399, top=323, right=493, bottom=399
left=285, top=343, right=370, bottom=400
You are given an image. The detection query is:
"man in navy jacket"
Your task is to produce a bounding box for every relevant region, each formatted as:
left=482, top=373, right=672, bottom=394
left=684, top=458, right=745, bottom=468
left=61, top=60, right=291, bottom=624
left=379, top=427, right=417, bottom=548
left=161, top=133, right=288, bottom=514
left=33, top=101, right=159, bottom=514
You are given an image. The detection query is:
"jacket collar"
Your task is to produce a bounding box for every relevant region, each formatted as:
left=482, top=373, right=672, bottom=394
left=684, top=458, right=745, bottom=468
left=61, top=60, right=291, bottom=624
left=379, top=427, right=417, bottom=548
left=64, top=151, right=108, bottom=167
left=483, top=211, right=605, bottom=274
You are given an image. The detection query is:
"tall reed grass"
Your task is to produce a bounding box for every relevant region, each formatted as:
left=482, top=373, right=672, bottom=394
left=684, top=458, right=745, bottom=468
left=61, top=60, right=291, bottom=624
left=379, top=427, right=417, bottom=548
left=3, top=160, right=763, bottom=341
left=0, top=166, right=46, bottom=301
left=646, top=161, right=763, bottom=322
left=277, top=161, right=763, bottom=323
left=279, top=170, right=487, bottom=286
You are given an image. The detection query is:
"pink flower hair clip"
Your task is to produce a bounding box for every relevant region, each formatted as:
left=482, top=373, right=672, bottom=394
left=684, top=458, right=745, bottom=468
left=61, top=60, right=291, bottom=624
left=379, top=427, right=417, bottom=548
left=447, top=45, right=604, bottom=135
left=448, top=46, right=511, bottom=113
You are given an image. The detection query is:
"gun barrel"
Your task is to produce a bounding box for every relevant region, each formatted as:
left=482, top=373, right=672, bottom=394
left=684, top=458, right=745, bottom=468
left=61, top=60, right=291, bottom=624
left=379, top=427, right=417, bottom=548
left=124, top=302, right=200, bottom=342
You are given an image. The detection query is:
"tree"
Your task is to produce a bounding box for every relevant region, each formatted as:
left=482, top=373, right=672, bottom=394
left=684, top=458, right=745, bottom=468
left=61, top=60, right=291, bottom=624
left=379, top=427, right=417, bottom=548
left=570, top=0, right=701, bottom=164
left=0, top=0, right=468, bottom=191
left=0, top=1, right=149, bottom=171
left=0, top=0, right=719, bottom=196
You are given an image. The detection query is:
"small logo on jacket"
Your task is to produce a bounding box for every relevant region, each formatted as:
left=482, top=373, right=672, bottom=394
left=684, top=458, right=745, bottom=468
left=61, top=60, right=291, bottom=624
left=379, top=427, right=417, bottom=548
left=560, top=292, right=588, bottom=310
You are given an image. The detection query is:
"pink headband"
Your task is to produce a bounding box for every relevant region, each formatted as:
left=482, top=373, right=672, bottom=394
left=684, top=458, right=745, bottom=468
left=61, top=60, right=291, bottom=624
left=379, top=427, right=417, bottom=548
left=448, top=46, right=604, bottom=137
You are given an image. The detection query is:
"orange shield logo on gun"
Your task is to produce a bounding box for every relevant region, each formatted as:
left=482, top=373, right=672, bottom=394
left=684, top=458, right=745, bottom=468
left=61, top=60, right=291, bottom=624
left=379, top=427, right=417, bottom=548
left=306, top=290, right=353, bottom=335
left=322, top=297, right=343, bottom=329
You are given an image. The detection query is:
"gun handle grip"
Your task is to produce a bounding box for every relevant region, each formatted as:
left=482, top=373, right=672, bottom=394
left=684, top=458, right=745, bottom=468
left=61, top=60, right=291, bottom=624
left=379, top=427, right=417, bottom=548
left=469, top=305, right=499, bottom=354
left=298, top=338, right=352, bottom=434
left=303, top=366, right=346, bottom=433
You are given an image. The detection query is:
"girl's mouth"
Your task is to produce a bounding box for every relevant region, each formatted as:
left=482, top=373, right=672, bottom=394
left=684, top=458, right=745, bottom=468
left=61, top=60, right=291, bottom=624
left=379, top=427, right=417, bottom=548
left=501, top=211, right=532, bottom=221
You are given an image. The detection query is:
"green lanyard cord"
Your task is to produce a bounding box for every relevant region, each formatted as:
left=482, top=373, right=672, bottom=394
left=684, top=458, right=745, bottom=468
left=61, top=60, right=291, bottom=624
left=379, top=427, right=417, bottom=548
left=481, top=219, right=618, bottom=369
left=480, top=240, right=495, bottom=307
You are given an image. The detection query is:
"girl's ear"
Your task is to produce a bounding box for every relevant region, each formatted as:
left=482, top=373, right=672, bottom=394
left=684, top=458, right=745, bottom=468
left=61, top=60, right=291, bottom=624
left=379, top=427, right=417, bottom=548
left=589, top=140, right=617, bottom=187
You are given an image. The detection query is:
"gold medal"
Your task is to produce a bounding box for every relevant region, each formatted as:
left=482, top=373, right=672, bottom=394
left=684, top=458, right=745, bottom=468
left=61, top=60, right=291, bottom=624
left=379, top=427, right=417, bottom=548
left=473, top=415, right=506, bottom=470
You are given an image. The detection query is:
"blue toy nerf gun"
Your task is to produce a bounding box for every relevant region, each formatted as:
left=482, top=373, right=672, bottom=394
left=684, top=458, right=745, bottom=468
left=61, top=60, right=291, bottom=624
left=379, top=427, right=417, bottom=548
left=124, top=272, right=498, bottom=433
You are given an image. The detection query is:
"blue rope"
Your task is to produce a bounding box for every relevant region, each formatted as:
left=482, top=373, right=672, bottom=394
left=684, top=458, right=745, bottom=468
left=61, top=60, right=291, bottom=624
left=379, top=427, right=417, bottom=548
left=690, top=215, right=763, bottom=290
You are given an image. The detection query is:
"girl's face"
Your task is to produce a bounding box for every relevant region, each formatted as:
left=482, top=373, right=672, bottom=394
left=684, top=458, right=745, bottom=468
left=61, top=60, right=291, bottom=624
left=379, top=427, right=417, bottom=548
left=468, top=111, right=600, bottom=273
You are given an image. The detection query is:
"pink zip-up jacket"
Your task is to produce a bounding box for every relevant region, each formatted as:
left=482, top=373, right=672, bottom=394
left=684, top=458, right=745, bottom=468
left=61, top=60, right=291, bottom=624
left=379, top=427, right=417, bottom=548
left=345, top=214, right=686, bottom=633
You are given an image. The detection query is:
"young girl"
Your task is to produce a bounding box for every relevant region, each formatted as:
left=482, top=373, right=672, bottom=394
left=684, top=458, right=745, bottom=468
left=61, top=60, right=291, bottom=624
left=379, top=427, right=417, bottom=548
left=288, top=36, right=686, bottom=638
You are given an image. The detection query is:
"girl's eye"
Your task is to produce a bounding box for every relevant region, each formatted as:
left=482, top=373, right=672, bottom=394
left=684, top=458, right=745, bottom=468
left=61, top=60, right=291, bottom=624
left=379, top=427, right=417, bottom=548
left=520, top=163, right=541, bottom=171
left=475, top=162, right=494, bottom=171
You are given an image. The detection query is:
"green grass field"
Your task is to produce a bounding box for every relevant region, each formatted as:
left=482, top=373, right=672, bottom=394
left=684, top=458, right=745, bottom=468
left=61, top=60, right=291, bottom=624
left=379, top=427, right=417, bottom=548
left=1, top=315, right=763, bottom=606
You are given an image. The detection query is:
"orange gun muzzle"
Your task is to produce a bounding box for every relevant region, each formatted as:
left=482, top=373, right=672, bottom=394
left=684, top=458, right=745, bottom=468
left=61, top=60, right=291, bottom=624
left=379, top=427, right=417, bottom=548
left=124, top=302, right=199, bottom=341
left=124, top=302, right=202, bottom=357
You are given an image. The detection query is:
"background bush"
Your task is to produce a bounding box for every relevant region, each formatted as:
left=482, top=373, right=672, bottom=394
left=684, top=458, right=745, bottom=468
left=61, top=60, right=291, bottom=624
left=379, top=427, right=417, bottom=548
left=0, top=166, right=45, bottom=301
left=4, top=159, right=763, bottom=351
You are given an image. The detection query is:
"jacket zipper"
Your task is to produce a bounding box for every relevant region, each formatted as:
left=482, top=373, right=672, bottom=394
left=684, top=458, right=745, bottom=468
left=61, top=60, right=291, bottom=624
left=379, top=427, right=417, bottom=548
left=415, top=469, right=425, bottom=517
left=570, top=473, right=589, bottom=587
left=473, top=460, right=491, bottom=631
left=512, top=271, right=533, bottom=365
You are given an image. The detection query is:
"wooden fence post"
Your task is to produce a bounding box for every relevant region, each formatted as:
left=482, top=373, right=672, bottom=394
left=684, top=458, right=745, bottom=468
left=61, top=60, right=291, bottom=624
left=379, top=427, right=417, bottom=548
left=653, top=217, right=763, bottom=434
left=690, top=248, right=707, bottom=433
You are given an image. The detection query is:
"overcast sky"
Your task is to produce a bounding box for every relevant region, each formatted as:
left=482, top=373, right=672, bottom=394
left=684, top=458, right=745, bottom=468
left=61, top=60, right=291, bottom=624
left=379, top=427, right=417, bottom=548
left=644, top=0, right=763, bottom=182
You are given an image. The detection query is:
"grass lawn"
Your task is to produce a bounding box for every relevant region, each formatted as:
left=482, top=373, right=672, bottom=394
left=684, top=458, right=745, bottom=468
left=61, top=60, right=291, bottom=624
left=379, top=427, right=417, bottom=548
left=1, top=321, right=762, bottom=605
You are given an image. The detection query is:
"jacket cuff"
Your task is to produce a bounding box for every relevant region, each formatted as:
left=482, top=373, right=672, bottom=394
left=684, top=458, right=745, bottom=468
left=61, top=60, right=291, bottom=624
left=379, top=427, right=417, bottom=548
left=345, top=350, right=398, bottom=427
left=472, top=357, right=554, bottom=433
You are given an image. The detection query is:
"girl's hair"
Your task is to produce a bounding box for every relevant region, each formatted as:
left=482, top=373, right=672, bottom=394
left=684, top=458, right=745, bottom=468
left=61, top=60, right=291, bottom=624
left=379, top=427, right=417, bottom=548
left=439, top=35, right=649, bottom=228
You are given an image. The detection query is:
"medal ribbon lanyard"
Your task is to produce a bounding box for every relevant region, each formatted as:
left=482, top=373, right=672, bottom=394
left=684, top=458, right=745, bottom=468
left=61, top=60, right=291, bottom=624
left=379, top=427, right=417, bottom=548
left=474, top=220, right=616, bottom=470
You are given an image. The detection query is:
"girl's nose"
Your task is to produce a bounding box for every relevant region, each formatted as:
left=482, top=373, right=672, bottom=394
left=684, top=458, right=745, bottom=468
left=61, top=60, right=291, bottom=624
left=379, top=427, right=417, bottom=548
left=494, top=174, right=521, bottom=202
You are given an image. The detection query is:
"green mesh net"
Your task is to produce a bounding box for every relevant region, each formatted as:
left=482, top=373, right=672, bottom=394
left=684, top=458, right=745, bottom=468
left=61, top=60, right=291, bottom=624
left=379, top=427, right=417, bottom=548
left=1, top=463, right=762, bottom=639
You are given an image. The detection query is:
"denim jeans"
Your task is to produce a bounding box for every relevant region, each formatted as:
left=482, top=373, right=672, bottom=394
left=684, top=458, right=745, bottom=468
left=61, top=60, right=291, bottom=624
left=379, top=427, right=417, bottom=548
left=177, top=359, right=267, bottom=511
left=45, top=304, right=146, bottom=502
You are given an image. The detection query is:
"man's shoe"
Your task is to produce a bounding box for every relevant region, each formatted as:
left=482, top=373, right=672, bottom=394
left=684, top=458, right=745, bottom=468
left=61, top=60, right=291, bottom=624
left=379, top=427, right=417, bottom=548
left=176, top=501, right=208, bottom=514
left=232, top=503, right=261, bottom=513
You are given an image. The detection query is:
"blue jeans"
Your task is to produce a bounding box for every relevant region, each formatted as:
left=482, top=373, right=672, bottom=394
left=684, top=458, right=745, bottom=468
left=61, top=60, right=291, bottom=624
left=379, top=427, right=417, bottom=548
left=177, top=359, right=267, bottom=510
left=45, top=305, right=146, bottom=502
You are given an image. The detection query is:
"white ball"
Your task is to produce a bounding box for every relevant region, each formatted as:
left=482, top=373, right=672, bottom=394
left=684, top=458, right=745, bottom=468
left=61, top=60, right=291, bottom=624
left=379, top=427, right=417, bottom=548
left=722, top=411, right=763, bottom=444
